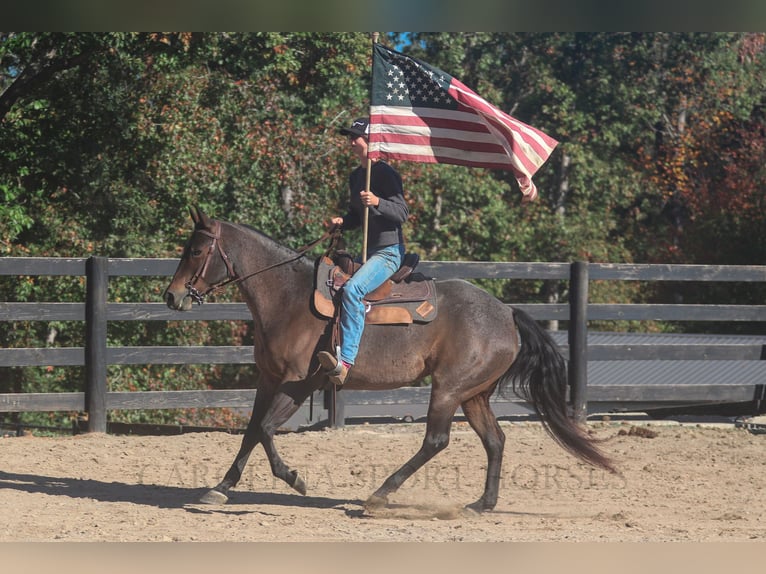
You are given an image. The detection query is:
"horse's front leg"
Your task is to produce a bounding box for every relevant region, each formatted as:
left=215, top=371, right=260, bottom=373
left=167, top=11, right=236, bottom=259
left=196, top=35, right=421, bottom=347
left=199, top=386, right=272, bottom=504
left=200, top=378, right=315, bottom=504
left=258, top=380, right=314, bottom=496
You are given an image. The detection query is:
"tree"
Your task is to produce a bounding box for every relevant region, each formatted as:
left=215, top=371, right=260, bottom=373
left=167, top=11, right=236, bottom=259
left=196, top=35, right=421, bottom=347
left=3, top=33, right=766, bottom=432
left=0, top=32, right=374, bottom=429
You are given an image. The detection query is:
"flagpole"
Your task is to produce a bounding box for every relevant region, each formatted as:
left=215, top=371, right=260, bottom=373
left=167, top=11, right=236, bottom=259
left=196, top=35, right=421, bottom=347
left=362, top=31, right=379, bottom=264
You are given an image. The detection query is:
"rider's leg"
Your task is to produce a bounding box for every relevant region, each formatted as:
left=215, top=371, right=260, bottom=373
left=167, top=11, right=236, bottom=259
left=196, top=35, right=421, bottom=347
left=338, top=244, right=404, bottom=366
left=318, top=244, right=403, bottom=385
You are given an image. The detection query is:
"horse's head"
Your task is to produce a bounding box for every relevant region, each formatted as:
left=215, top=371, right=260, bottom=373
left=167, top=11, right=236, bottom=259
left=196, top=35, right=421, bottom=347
left=164, top=206, right=236, bottom=311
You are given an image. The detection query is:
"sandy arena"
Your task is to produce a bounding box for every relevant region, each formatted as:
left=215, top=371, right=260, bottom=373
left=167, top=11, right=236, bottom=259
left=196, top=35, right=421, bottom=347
left=1, top=418, right=765, bottom=542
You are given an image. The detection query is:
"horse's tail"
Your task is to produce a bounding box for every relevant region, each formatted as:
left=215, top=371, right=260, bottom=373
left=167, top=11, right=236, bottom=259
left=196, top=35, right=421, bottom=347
left=500, top=307, right=617, bottom=474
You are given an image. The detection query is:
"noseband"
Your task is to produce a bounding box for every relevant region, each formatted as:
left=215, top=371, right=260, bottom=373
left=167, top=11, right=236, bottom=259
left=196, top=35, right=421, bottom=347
left=184, top=221, right=341, bottom=305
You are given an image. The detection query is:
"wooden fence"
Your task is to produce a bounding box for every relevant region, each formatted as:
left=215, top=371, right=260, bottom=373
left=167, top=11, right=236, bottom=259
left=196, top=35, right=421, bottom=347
left=1, top=256, right=765, bottom=432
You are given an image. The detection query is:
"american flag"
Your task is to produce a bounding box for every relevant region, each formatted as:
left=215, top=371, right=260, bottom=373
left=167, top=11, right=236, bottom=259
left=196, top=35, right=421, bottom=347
left=367, top=43, right=559, bottom=201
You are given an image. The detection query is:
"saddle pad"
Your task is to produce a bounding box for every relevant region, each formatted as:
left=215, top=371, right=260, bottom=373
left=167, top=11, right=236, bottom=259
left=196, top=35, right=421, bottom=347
left=313, top=256, right=438, bottom=324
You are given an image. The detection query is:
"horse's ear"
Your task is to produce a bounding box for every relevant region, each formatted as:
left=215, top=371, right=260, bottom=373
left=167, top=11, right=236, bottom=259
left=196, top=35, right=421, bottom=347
left=196, top=206, right=212, bottom=228
left=190, top=205, right=212, bottom=228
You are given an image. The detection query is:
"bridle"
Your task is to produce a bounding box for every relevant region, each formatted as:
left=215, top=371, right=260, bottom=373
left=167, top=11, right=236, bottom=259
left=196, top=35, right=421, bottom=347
left=184, top=221, right=234, bottom=304
left=184, top=220, right=341, bottom=305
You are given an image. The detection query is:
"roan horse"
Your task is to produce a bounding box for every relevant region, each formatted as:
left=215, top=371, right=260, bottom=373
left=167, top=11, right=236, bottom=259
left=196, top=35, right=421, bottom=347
left=164, top=207, right=615, bottom=512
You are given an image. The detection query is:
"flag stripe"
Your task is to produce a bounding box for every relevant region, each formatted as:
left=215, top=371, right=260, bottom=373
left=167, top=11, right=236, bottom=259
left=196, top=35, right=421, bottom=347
left=371, top=107, right=506, bottom=141
left=368, top=44, right=559, bottom=200
left=375, top=133, right=509, bottom=155
left=370, top=137, right=522, bottom=165
left=449, top=82, right=555, bottom=175
left=451, top=78, right=559, bottom=150
left=370, top=113, right=511, bottom=151
left=369, top=105, right=536, bottom=183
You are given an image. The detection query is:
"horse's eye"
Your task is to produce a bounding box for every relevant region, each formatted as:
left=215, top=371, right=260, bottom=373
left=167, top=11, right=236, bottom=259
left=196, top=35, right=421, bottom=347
left=191, top=249, right=202, bottom=257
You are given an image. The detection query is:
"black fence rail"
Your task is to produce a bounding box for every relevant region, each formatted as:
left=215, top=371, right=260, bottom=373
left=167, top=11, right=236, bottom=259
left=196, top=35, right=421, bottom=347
left=1, top=256, right=765, bottom=432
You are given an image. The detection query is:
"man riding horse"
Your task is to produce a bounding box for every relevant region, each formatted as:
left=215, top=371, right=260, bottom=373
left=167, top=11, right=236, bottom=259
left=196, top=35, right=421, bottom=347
left=317, top=117, right=409, bottom=386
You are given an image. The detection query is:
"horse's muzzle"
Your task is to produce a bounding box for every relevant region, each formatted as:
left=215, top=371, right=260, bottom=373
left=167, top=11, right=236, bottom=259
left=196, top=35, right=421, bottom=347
left=164, top=288, right=193, bottom=311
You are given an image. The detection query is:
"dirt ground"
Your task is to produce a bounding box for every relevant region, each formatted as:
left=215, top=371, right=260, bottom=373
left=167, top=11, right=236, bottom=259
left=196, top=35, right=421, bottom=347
left=1, top=418, right=765, bottom=542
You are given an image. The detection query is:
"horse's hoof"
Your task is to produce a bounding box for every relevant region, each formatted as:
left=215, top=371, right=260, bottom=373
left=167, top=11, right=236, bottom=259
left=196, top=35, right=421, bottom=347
left=199, top=489, right=229, bottom=505
left=291, top=472, right=307, bottom=495
left=364, top=494, right=388, bottom=510
left=464, top=500, right=493, bottom=514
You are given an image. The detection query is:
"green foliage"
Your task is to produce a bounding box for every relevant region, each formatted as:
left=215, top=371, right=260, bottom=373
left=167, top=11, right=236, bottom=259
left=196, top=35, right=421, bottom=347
left=2, top=33, right=766, bottom=431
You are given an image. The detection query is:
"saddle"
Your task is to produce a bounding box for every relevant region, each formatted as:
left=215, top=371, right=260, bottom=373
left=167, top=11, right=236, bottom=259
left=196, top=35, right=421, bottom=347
left=313, top=251, right=438, bottom=325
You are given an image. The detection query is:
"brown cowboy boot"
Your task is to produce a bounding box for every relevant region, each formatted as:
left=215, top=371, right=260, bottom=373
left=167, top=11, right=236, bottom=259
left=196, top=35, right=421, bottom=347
left=317, top=351, right=349, bottom=386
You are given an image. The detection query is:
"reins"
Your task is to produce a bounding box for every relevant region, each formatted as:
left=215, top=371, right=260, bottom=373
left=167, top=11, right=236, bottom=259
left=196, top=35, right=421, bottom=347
left=185, top=221, right=341, bottom=304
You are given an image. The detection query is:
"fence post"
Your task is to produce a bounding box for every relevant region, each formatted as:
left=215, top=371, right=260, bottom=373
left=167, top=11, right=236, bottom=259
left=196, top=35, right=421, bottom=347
left=324, top=388, right=345, bottom=428
left=85, top=256, right=108, bottom=433
left=568, top=261, right=589, bottom=424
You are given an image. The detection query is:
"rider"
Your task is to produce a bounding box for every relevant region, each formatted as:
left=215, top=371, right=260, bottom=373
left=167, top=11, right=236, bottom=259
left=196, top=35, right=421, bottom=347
left=317, top=117, right=409, bottom=386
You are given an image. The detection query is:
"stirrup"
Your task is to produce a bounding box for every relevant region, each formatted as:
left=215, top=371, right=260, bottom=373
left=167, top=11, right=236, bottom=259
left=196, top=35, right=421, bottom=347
left=317, top=350, right=348, bottom=386
left=317, top=351, right=342, bottom=375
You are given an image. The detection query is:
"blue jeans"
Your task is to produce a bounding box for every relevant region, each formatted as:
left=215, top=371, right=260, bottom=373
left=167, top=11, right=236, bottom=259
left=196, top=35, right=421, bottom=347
left=339, top=243, right=405, bottom=365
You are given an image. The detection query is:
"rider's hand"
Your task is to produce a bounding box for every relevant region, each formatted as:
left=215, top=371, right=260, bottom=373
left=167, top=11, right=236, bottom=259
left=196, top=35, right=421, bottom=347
left=360, top=191, right=379, bottom=207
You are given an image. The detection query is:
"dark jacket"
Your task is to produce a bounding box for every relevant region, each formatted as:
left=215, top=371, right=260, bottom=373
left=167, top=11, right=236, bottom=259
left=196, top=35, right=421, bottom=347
left=341, top=160, right=409, bottom=251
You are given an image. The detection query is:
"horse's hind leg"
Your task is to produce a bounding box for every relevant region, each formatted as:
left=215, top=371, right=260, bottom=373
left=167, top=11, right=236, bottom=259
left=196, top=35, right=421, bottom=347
left=200, top=379, right=313, bottom=504
left=460, top=392, right=506, bottom=512
left=366, top=394, right=457, bottom=509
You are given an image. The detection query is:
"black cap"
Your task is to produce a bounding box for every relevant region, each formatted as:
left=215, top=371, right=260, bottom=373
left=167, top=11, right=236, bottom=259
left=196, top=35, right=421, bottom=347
left=339, top=117, right=369, bottom=138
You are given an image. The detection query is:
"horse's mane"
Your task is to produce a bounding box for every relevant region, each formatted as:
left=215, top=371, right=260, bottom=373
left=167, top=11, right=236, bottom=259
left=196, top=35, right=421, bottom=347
left=225, top=220, right=315, bottom=268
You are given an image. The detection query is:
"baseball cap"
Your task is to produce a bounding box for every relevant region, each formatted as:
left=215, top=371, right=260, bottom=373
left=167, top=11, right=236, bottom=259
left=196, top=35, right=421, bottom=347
left=339, top=117, right=370, bottom=138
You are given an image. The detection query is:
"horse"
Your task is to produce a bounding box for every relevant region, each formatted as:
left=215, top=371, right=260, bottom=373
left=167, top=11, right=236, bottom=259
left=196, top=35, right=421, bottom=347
left=164, top=207, right=615, bottom=512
